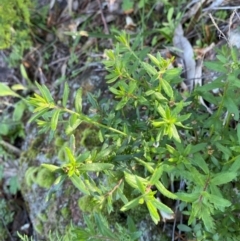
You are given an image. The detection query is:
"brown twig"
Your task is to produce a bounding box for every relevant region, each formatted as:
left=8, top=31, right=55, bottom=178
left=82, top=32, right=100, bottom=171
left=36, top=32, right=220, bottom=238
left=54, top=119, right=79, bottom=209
left=96, top=0, right=113, bottom=46
left=209, top=13, right=228, bottom=43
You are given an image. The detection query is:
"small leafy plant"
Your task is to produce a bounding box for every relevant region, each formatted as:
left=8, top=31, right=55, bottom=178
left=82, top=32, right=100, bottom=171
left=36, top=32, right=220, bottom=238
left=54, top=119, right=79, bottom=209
left=27, top=32, right=240, bottom=240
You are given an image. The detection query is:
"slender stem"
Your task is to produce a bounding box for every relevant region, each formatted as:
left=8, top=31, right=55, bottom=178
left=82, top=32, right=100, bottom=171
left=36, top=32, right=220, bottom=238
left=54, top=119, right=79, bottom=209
left=62, top=107, right=127, bottom=137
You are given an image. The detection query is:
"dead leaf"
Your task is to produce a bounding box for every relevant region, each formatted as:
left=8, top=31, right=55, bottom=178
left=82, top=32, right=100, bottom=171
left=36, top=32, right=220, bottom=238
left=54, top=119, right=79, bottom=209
left=173, top=24, right=196, bottom=91
left=125, top=16, right=137, bottom=30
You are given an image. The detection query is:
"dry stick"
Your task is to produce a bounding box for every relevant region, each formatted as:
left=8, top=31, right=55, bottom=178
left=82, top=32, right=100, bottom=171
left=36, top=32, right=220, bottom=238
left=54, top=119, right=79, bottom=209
left=96, top=0, right=113, bottom=47
left=209, top=13, right=228, bottom=43
left=211, top=6, right=240, bottom=10
left=228, top=10, right=236, bottom=39
left=171, top=179, right=185, bottom=241
left=0, top=140, right=21, bottom=156
left=0, top=217, right=14, bottom=241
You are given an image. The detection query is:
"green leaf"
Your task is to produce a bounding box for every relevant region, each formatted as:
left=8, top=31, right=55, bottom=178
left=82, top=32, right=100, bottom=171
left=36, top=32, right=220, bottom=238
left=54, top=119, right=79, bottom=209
left=28, top=108, right=48, bottom=124
left=98, top=130, right=104, bottom=142
left=229, top=155, right=240, bottom=172
left=70, top=174, right=90, bottom=195
left=20, top=63, right=31, bottom=85
left=13, top=100, right=26, bottom=121
left=191, top=153, right=209, bottom=174
left=210, top=172, right=237, bottom=185
left=122, top=0, right=134, bottom=12
left=65, top=147, right=76, bottom=164
left=150, top=165, right=163, bottom=185
left=204, top=61, right=227, bottom=73
left=170, top=125, right=180, bottom=142
left=115, top=98, right=128, bottom=110
left=79, top=163, right=114, bottom=172
left=87, top=92, right=98, bottom=109
left=190, top=143, right=208, bottom=154
left=148, top=54, right=159, bottom=66
left=141, top=62, right=158, bottom=76
left=215, top=142, right=231, bottom=160
left=0, top=83, right=21, bottom=97
left=151, top=198, right=173, bottom=214
left=177, top=224, right=192, bottom=232
left=124, top=172, right=148, bottom=189
left=146, top=200, right=160, bottom=224
left=35, top=82, right=54, bottom=103
left=75, top=88, right=82, bottom=113
left=41, top=163, right=61, bottom=172
left=121, top=195, right=144, bottom=211
left=134, top=157, right=154, bottom=173
left=161, top=78, right=173, bottom=98
left=51, top=109, right=61, bottom=131
left=94, top=213, right=116, bottom=238
left=65, top=116, right=83, bottom=135
left=62, top=82, right=69, bottom=107
left=223, top=96, right=239, bottom=120
left=135, top=175, right=145, bottom=193
left=109, top=87, right=121, bottom=95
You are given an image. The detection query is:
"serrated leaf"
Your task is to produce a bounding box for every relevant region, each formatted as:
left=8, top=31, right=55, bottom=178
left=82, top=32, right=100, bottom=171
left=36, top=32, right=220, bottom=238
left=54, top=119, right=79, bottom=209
left=51, top=109, right=61, bottom=131
left=176, top=192, right=199, bottom=202
left=207, top=193, right=231, bottom=208
left=155, top=181, right=177, bottom=199
left=75, top=88, right=82, bottom=113
left=201, top=205, right=215, bottom=232
left=210, top=172, right=237, bottom=185
left=62, top=82, right=69, bottom=107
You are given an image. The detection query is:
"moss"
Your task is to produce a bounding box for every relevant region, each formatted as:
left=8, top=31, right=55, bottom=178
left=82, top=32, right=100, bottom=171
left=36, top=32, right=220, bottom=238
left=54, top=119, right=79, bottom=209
left=60, top=207, right=70, bottom=219
left=35, top=168, right=56, bottom=188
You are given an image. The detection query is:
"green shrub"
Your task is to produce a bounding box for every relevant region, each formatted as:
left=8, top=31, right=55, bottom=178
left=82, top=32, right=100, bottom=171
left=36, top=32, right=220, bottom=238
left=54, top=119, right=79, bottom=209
left=27, top=32, right=240, bottom=240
